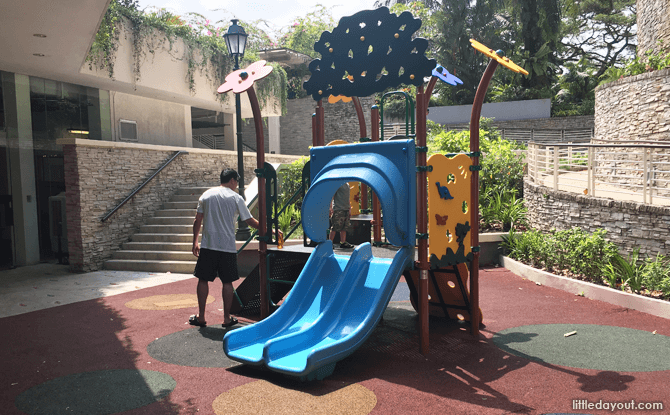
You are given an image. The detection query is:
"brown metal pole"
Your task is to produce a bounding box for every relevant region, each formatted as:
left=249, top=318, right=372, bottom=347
left=311, top=113, right=317, bottom=148
left=424, top=76, right=438, bottom=107
left=352, top=97, right=369, bottom=211
left=247, top=86, right=269, bottom=319
left=416, top=86, right=429, bottom=355
left=316, top=100, right=325, bottom=147
left=469, top=59, right=499, bottom=337
left=370, top=105, right=382, bottom=244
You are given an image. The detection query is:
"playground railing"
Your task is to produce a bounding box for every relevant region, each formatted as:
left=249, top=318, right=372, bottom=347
left=526, top=141, right=670, bottom=206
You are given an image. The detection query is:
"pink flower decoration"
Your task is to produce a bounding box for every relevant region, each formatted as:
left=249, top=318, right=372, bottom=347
left=217, top=60, right=274, bottom=94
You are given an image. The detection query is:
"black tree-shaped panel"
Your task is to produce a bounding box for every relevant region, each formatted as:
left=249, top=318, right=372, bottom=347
left=304, top=7, right=437, bottom=101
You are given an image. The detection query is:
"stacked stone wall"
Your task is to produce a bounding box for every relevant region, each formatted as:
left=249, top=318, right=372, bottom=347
left=524, top=181, right=670, bottom=257
left=274, top=96, right=376, bottom=156
left=637, top=0, right=670, bottom=57
left=60, top=139, right=300, bottom=271
left=594, top=68, right=670, bottom=143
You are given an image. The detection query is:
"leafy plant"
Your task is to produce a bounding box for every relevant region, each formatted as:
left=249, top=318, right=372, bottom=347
left=480, top=189, right=527, bottom=232
left=605, top=249, right=645, bottom=293
left=277, top=157, right=309, bottom=210
left=642, top=254, right=670, bottom=296
left=600, top=41, right=670, bottom=85
left=278, top=203, right=302, bottom=238
left=502, top=227, right=618, bottom=282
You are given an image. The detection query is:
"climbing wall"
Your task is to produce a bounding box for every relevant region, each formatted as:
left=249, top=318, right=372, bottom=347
left=427, top=153, right=473, bottom=267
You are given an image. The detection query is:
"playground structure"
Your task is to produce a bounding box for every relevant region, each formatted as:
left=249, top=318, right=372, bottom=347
left=220, top=7, right=528, bottom=379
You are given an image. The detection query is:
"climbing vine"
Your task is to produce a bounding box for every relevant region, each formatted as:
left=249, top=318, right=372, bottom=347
left=86, top=0, right=286, bottom=112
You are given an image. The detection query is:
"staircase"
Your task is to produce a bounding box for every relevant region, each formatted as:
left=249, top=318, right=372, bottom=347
left=104, top=187, right=209, bottom=273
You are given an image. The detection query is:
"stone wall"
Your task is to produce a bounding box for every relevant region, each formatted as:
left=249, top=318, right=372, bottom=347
left=273, top=96, right=377, bottom=156
left=60, top=138, right=300, bottom=272
left=524, top=181, right=670, bottom=257
left=594, top=68, right=670, bottom=143
left=636, top=0, right=670, bottom=57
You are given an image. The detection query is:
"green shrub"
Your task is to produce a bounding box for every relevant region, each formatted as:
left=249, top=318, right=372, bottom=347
left=278, top=156, right=309, bottom=209
left=480, top=189, right=527, bottom=232
left=502, top=227, right=618, bottom=282
left=642, top=254, right=670, bottom=294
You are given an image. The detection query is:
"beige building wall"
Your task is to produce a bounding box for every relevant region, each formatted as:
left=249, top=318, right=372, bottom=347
left=109, top=92, right=191, bottom=147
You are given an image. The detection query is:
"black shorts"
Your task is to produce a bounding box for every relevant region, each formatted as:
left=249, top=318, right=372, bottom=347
left=193, top=248, right=240, bottom=283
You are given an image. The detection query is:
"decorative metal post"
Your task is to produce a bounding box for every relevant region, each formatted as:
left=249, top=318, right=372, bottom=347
left=224, top=19, right=251, bottom=240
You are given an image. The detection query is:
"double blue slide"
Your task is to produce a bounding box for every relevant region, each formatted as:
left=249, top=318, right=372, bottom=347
left=223, top=140, right=416, bottom=378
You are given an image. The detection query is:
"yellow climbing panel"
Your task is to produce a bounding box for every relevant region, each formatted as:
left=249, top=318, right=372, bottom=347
left=427, top=153, right=473, bottom=266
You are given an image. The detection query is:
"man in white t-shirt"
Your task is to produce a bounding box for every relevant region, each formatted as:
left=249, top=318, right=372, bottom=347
left=189, top=168, right=261, bottom=328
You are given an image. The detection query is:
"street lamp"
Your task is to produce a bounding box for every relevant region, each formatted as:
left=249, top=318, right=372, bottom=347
left=224, top=19, right=251, bottom=240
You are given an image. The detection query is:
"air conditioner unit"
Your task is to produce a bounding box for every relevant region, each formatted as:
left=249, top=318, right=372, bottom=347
left=119, top=119, right=138, bottom=141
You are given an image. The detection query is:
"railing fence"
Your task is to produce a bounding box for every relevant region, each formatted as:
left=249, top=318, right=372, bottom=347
left=527, top=142, right=670, bottom=206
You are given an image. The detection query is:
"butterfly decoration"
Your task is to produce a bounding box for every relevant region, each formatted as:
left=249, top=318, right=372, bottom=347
left=435, top=214, right=448, bottom=226
left=432, top=65, right=463, bottom=86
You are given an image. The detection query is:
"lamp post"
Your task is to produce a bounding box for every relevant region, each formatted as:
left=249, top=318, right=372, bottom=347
left=224, top=19, right=251, bottom=240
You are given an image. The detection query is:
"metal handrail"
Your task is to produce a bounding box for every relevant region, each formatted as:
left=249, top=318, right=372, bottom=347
left=101, top=151, right=188, bottom=222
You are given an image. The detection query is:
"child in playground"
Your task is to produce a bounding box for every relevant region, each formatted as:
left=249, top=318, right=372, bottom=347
left=330, top=183, right=354, bottom=248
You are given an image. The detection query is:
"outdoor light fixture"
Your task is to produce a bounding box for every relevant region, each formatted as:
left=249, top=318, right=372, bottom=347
left=67, top=129, right=89, bottom=135
left=223, top=19, right=248, bottom=63
left=224, top=19, right=252, bottom=240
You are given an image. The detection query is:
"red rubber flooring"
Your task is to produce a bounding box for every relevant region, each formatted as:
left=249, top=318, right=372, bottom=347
left=1, top=266, right=669, bottom=415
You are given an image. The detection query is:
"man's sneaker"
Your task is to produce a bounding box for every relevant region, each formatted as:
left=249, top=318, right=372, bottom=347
left=340, top=241, right=354, bottom=249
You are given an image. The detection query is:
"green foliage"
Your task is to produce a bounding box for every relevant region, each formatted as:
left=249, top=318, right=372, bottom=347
left=480, top=189, right=527, bottom=231
left=551, top=59, right=598, bottom=116
left=502, top=227, right=618, bottom=282
left=603, top=250, right=670, bottom=295
left=642, top=254, right=670, bottom=295
left=555, top=228, right=618, bottom=280
left=428, top=119, right=525, bottom=197
left=277, top=5, right=336, bottom=58
left=278, top=157, right=309, bottom=209
left=87, top=0, right=286, bottom=112
left=277, top=157, right=309, bottom=239
left=278, top=203, right=302, bottom=238
left=561, top=0, right=636, bottom=79
left=600, top=42, right=670, bottom=85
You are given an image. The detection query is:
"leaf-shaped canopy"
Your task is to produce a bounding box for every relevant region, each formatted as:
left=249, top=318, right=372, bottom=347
left=303, top=7, right=437, bottom=101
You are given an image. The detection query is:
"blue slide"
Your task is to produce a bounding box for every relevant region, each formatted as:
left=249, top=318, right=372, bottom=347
left=223, top=140, right=416, bottom=378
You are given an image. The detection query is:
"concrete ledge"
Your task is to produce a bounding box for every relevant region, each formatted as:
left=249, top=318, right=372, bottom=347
left=500, top=256, right=670, bottom=319
left=480, top=232, right=506, bottom=265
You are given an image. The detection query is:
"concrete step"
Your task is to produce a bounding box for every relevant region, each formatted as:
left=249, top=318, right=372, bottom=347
left=122, top=241, right=192, bottom=251
left=112, top=250, right=196, bottom=261
left=163, top=201, right=197, bottom=210
left=170, top=194, right=201, bottom=202
left=140, top=224, right=194, bottom=234
left=131, top=233, right=194, bottom=243
left=146, top=216, right=194, bottom=225
left=104, top=259, right=196, bottom=273
left=173, top=187, right=211, bottom=195
left=154, top=209, right=196, bottom=217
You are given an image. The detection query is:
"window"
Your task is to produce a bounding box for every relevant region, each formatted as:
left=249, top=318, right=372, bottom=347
left=119, top=119, right=137, bottom=141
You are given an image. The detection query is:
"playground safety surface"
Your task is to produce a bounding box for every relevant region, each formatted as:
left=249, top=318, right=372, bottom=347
left=1, top=263, right=669, bottom=415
